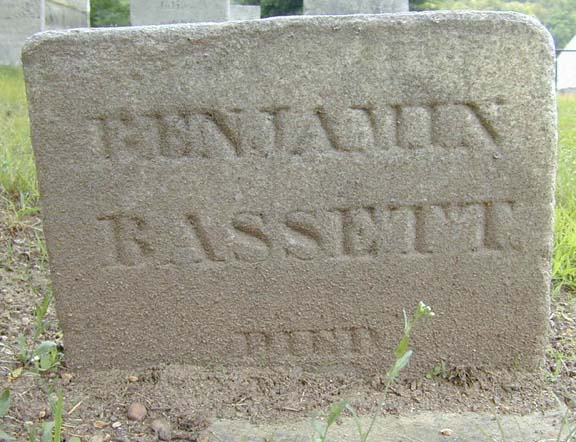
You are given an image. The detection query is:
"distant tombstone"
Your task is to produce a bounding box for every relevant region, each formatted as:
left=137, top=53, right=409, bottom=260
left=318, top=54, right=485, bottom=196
left=23, top=13, right=556, bottom=373
left=0, top=0, right=43, bottom=66
left=230, top=4, right=261, bottom=21
left=45, top=0, right=90, bottom=30
left=130, top=0, right=230, bottom=26
left=304, top=0, right=408, bottom=14
left=0, top=0, right=89, bottom=66
left=557, top=35, right=576, bottom=92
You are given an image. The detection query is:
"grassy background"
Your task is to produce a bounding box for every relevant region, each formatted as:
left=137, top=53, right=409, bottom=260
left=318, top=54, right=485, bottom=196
left=556, top=96, right=576, bottom=292
left=0, top=66, right=575, bottom=293
left=0, top=67, right=37, bottom=206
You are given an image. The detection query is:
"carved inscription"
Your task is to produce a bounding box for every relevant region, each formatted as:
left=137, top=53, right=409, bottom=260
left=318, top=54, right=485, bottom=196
left=90, top=100, right=502, bottom=160
left=4, top=2, right=41, bottom=19
left=160, top=0, right=183, bottom=8
left=97, top=200, right=517, bottom=267
left=232, top=326, right=383, bottom=357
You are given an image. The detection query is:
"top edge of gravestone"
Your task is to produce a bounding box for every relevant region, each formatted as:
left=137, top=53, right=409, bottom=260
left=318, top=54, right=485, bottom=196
left=22, top=11, right=554, bottom=59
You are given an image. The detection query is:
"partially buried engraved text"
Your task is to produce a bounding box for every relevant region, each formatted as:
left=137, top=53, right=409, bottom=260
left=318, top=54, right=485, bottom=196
left=231, top=326, right=385, bottom=358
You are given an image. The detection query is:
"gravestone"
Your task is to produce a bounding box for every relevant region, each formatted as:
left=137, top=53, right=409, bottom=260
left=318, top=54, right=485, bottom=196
left=0, top=0, right=43, bottom=66
left=45, top=0, right=90, bottom=30
left=557, top=35, right=576, bottom=92
left=0, top=0, right=89, bottom=66
left=230, top=4, right=260, bottom=21
left=130, top=0, right=229, bottom=26
left=23, top=12, right=556, bottom=372
left=304, top=0, right=408, bottom=14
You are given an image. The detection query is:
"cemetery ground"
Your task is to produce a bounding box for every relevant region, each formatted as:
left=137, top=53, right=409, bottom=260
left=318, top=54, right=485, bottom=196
left=0, top=64, right=575, bottom=441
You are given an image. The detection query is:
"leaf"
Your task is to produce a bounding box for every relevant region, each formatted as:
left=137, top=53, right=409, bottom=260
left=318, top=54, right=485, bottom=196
left=394, top=335, right=409, bottom=359
left=326, top=400, right=348, bottom=426
left=34, top=341, right=57, bottom=356
left=40, top=421, right=54, bottom=442
left=311, top=418, right=326, bottom=436
left=0, top=389, right=10, bottom=417
left=0, top=430, right=13, bottom=441
left=68, top=438, right=81, bottom=442
left=10, top=367, right=23, bottom=380
left=344, top=403, right=358, bottom=418
left=17, top=334, right=29, bottom=363
left=387, top=350, right=413, bottom=381
left=345, top=403, right=365, bottom=439
left=53, top=390, right=63, bottom=442
left=39, top=353, right=52, bottom=371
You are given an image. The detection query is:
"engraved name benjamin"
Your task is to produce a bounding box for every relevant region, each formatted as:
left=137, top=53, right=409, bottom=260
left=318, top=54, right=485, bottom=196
left=90, top=99, right=503, bottom=160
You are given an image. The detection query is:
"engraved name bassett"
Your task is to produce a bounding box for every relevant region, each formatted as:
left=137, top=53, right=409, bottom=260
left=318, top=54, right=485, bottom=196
left=97, top=199, right=517, bottom=267
left=90, top=100, right=502, bottom=160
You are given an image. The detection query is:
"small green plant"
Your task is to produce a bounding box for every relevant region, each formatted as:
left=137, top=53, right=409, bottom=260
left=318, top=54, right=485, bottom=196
left=0, top=388, right=13, bottom=441
left=33, top=292, right=52, bottom=340
left=15, top=291, right=62, bottom=374
left=311, top=301, right=434, bottom=442
left=17, top=337, right=62, bottom=373
left=24, top=389, right=65, bottom=442
left=556, top=410, right=576, bottom=442
left=425, top=360, right=447, bottom=379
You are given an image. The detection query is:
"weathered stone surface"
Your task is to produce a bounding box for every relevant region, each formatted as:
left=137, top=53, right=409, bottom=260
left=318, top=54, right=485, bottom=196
left=0, top=0, right=42, bottom=65
left=304, top=0, right=408, bottom=14
left=23, top=12, right=556, bottom=372
left=0, top=0, right=89, bottom=66
left=130, top=0, right=229, bottom=26
left=229, top=5, right=261, bottom=21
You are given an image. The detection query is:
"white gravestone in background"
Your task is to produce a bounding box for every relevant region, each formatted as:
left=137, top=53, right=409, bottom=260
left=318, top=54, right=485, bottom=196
left=230, top=4, right=260, bottom=21
left=304, top=0, right=408, bottom=14
left=0, top=0, right=43, bottom=66
left=45, top=0, right=90, bottom=30
left=0, top=0, right=89, bottom=66
left=131, top=0, right=230, bottom=26
left=557, top=35, right=576, bottom=92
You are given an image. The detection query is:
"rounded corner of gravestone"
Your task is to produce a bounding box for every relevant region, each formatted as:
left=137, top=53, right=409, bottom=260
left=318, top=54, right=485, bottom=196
left=488, top=11, right=556, bottom=52
left=21, top=31, right=58, bottom=64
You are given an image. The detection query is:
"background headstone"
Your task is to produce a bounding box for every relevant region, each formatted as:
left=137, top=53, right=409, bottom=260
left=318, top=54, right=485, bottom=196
left=130, top=0, right=230, bottom=26
left=23, top=13, right=556, bottom=372
left=0, top=0, right=89, bottom=66
left=304, top=0, right=409, bottom=14
left=557, top=34, right=576, bottom=92
left=229, top=4, right=260, bottom=21
left=0, top=0, right=43, bottom=66
left=45, top=0, right=90, bottom=30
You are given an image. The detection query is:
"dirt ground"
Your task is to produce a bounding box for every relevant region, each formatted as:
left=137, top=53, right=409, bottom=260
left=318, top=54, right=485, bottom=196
left=1, top=204, right=575, bottom=441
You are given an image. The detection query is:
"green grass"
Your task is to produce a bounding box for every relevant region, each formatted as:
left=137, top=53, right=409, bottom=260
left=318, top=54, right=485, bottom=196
left=0, top=67, right=575, bottom=292
left=555, top=95, right=576, bottom=292
left=0, top=66, right=37, bottom=206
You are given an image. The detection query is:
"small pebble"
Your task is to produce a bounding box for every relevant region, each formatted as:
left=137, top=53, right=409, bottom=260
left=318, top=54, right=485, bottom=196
left=127, top=402, right=147, bottom=421
left=198, top=431, right=211, bottom=442
left=61, top=372, right=74, bottom=384
left=127, top=375, right=139, bottom=383
left=151, top=418, right=172, bottom=441
left=440, top=428, right=453, bottom=436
